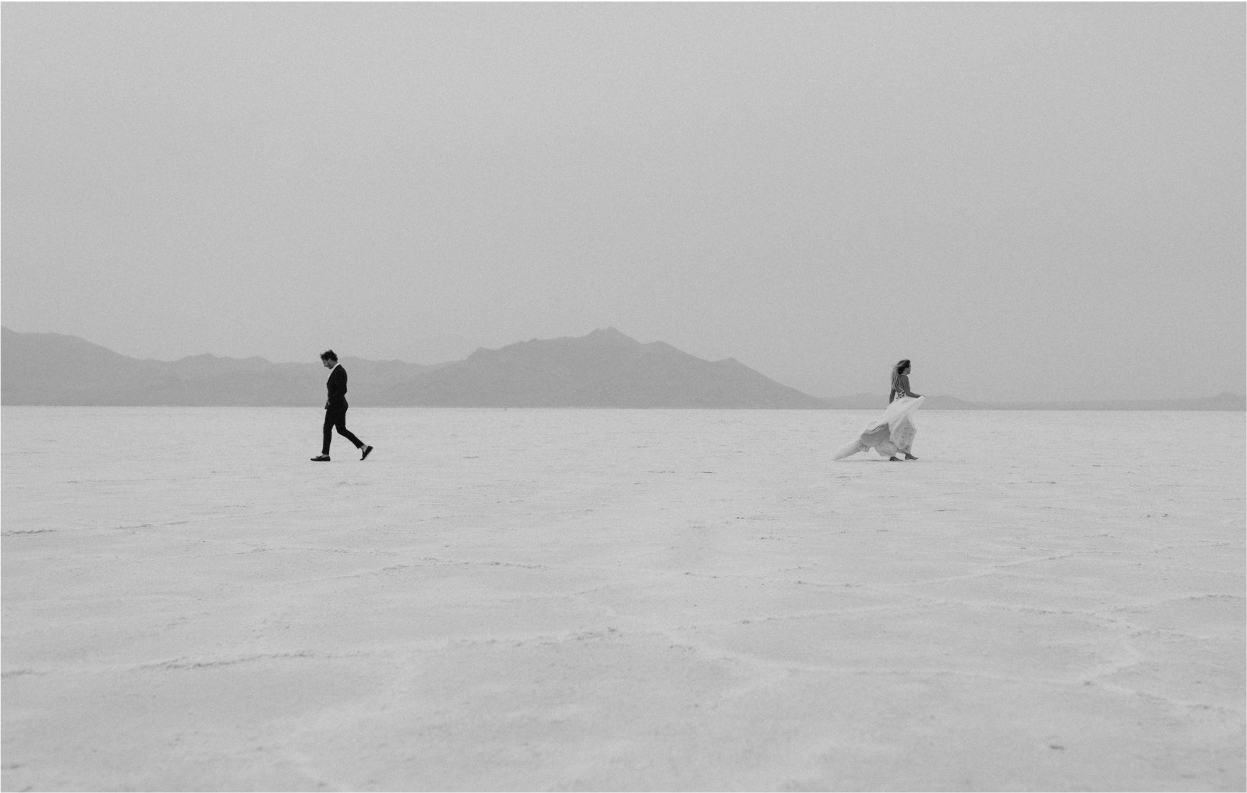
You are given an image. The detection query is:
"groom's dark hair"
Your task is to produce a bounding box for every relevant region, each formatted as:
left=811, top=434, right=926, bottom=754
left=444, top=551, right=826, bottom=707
left=320, top=350, right=338, bottom=362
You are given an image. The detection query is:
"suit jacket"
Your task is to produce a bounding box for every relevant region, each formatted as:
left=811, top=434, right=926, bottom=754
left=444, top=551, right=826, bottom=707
left=325, top=365, right=348, bottom=411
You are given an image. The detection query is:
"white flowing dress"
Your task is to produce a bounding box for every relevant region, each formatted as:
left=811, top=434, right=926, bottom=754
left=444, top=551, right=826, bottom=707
left=833, top=395, right=924, bottom=460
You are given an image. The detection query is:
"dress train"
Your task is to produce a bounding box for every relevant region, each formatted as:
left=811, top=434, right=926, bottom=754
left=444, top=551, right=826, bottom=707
left=833, top=396, right=924, bottom=460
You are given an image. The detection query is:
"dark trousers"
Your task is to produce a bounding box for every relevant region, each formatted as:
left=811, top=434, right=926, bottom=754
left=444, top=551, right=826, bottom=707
left=323, top=407, right=362, bottom=455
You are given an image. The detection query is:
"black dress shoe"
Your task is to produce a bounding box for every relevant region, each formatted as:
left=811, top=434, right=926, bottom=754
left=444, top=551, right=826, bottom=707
left=311, top=454, right=330, bottom=462
left=360, top=445, right=373, bottom=460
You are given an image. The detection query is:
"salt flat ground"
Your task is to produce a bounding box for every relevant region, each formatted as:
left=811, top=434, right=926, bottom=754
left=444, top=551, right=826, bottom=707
left=2, top=407, right=1243, bottom=792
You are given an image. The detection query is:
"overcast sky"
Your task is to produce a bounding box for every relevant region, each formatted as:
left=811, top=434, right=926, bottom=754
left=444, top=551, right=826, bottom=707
left=3, top=3, right=1243, bottom=401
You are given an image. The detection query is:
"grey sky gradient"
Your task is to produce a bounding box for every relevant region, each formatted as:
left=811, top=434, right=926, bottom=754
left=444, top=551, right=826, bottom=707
left=3, top=3, right=1243, bottom=401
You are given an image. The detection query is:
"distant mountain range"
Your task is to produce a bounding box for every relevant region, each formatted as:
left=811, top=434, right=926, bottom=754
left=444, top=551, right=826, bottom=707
left=0, top=327, right=431, bottom=407
left=0, top=327, right=823, bottom=408
left=372, top=328, right=826, bottom=408
left=3, top=327, right=1242, bottom=410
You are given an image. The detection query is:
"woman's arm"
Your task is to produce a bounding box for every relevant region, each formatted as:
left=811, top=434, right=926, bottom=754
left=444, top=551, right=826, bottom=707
left=896, top=374, right=921, bottom=398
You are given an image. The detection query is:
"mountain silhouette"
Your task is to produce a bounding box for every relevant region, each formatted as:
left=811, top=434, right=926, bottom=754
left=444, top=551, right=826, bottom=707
left=376, top=327, right=827, bottom=408
left=5, top=327, right=1241, bottom=409
left=0, top=327, right=428, bottom=406
left=1, top=326, right=824, bottom=408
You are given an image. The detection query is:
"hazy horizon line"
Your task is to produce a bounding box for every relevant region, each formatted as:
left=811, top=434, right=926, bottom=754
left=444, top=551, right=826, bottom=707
left=4, top=325, right=1242, bottom=407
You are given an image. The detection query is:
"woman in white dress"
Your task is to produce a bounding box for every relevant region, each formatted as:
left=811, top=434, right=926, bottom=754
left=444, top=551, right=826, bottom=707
left=833, top=359, right=924, bottom=462
left=887, top=359, right=921, bottom=461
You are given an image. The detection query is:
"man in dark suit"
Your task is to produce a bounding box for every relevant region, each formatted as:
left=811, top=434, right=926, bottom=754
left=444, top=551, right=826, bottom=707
left=311, top=350, right=373, bottom=462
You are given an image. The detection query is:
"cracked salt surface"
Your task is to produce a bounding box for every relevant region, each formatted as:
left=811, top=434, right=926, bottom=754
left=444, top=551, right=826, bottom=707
left=2, top=407, right=1243, bottom=791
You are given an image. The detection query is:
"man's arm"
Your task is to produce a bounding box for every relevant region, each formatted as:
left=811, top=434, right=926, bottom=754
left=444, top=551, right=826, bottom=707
left=327, top=367, right=348, bottom=405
